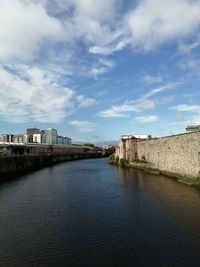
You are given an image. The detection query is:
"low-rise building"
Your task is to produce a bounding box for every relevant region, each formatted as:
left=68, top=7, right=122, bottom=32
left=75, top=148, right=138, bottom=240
left=32, top=132, right=45, bottom=144
left=0, top=134, right=14, bottom=143
left=56, top=136, right=72, bottom=145
left=62, top=136, right=72, bottom=145
left=57, top=135, right=63, bottom=145
left=23, top=134, right=28, bottom=144
left=13, top=134, right=24, bottom=143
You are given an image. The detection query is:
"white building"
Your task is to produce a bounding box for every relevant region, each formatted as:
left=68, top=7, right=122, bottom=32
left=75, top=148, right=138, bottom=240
left=23, top=134, right=28, bottom=144
left=0, top=134, right=14, bottom=143
left=62, top=136, right=72, bottom=145
left=32, top=133, right=45, bottom=144
left=13, top=134, right=24, bottom=144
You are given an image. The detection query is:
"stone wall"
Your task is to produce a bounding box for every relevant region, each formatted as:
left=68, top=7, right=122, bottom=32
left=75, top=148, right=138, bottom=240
left=138, top=132, right=200, bottom=178
left=115, top=137, right=139, bottom=161
left=126, top=138, right=138, bottom=161
left=115, top=139, right=125, bottom=160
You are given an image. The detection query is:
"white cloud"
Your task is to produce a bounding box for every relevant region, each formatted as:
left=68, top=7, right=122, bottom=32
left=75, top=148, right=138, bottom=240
left=0, top=62, right=100, bottom=124
left=178, top=41, right=200, bottom=54
left=160, top=95, right=176, bottom=105
left=99, top=102, right=139, bottom=118
left=2, top=0, right=200, bottom=66
left=69, top=0, right=121, bottom=46
left=98, top=99, right=155, bottom=118
left=89, top=46, right=115, bottom=55
left=172, top=104, right=200, bottom=113
left=99, top=59, right=115, bottom=68
left=30, top=0, right=123, bottom=57
left=141, top=82, right=181, bottom=100
left=72, top=0, right=119, bottom=22
left=88, top=38, right=131, bottom=55
left=0, top=0, right=66, bottom=62
left=89, top=59, right=115, bottom=80
left=142, top=74, right=163, bottom=84
left=98, top=110, right=129, bottom=118
left=171, top=104, right=200, bottom=125
left=89, top=67, right=107, bottom=80
left=127, top=0, right=200, bottom=51
left=69, top=120, right=96, bottom=133
left=136, top=115, right=158, bottom=124
left=181, top=59, right=200, bottom=70
left=89, top=59, right=115, bottom=79
left=99, top=82, right=180, bottom=118
left=193, top=120, right=200, bottom=125
left=0, top=65, right=75, bottom=123
left=138, top=99, right=155, bottom=110
left=0, top=0, right=198, bottom=128
left=80, top=0, right=200, bottom=57
left=77, top=95, right=98, bottom=108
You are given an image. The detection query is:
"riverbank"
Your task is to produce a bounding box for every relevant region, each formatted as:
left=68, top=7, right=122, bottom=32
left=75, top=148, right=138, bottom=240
left=109, top=155, right=200, bottom=187
left=0, top=153, right=103, bottom=180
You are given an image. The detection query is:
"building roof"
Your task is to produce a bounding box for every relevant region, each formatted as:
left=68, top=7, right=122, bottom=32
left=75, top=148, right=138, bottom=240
left=186, top=125, right=200, bottom=130
left=121, top=134, right=148, bottom=140
left=133, top=134, right=149, bottom=139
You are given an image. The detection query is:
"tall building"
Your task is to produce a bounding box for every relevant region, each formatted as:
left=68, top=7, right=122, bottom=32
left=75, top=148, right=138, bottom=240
left=27, top=128, right=41, bottom=143
left=26, top=128, right=40, bottom=135
left=45, top=128, right=57, bottom=144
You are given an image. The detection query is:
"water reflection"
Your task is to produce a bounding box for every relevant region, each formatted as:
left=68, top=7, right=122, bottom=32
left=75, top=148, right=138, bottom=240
left=116, top=166, right=200, bottom=241
left=0, top=159, right=199, bottom=266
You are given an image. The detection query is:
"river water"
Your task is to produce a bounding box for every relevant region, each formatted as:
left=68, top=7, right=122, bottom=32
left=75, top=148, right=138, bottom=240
left=0, top=158, right=200, bottom=266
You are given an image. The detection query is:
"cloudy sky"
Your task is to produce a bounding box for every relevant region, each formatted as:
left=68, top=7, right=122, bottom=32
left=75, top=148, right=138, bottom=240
left=0, top=0, right=200, bottom=142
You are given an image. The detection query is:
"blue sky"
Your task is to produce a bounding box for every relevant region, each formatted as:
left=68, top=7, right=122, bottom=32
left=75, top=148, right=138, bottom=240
left=0, top=0, right=200, bottom=143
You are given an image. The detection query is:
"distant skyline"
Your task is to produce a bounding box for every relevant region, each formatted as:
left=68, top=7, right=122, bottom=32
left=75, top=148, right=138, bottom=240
left=0, top=0, right=200, bottom=143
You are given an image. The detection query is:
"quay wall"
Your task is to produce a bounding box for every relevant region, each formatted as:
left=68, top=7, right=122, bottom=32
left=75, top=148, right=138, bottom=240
left=0, top=153, right=99, bottom=179
left=137, top=131, right=200, bottom=178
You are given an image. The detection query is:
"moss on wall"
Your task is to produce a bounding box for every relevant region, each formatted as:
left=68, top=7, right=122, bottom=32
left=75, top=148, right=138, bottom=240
left=0, top=153, right=100, bottom=180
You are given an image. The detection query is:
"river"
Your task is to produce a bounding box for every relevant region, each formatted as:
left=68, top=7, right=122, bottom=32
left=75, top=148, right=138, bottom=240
left=0, top=158, right=200, bottom=266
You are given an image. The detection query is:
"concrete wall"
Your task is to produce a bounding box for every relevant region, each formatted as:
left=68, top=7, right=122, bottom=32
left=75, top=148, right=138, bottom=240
left=138, top=132, right=200, bottom=178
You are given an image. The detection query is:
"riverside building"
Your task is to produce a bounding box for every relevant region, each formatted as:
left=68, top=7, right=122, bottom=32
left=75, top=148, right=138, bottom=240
left=0, top=128, right=72, bottom=146
left=0, top=134, right=14, bottom=143
left=44, top=128, right=58, bottom=145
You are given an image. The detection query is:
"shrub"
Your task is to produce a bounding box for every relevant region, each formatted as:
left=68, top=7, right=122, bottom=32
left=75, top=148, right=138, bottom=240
left=119, top=158, right=130, bottom=167
left=109, top=153, right=115, bottom=163
left=115, top=156, right=119, bottom=164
